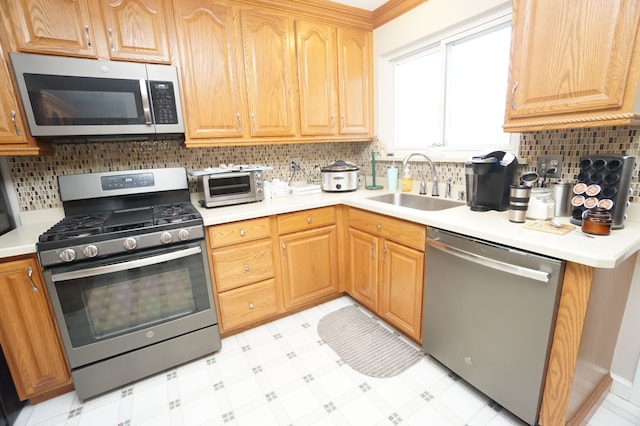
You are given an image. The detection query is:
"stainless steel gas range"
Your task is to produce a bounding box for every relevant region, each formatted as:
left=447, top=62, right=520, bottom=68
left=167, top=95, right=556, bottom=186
left=36, top=168, right=221, bottom=401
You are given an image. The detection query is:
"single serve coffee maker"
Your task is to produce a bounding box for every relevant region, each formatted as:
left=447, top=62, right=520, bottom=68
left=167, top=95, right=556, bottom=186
left=466, top=151, right=518, bottom=211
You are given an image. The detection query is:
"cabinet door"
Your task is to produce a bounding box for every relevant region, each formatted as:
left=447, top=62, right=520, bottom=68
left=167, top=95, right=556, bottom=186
left=99, top=0, right=172, bottom=63
left=336, top=27, right=372, bottom=136
left=0, top=43, right=27, bottom=144
left=505, top=0, right=640, bottom=127
left=240, top=9, right=297, bottom=137
left=348, top=228, right=378, bottom=312
left=296, top=20, right=337, bottom=136
left=7, top=0, right=98, bottom=58
left=0, top=257, right=71, bottom=400
left=279, top=225, right=339, bottom=309
left=379, top=240, right=424, bottom=342
left=175, top=0, right=246, bottom=139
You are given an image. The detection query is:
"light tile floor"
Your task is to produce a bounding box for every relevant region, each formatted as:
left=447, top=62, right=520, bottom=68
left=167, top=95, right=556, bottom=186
left=14, top=296, right=640, bottom=426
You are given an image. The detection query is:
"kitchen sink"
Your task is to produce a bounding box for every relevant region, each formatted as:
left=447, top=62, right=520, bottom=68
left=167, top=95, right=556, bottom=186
left=367, top=193, right=464, bottom=211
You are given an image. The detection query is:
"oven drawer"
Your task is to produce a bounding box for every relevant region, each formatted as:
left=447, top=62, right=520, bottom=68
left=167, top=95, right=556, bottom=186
left=208, top=217, right=272, bottom=248
left=277, top=206, right=336, bottom=234
left=217, top=278, right=278, bottom=330
left=211, top=239, right=275, bottom=291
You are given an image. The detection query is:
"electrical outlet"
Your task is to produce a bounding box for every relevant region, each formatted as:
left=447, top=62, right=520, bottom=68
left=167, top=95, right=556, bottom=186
left=536, top=155, right=563, bottom=179
left=289, top=158, right=301, bottom=171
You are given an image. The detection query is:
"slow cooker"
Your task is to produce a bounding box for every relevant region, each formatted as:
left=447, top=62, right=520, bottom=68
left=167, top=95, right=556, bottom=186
left=320, top=160, right=359, bottom=192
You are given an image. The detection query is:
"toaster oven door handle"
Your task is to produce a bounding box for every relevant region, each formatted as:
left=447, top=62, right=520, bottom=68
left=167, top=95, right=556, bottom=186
left=51, top=246, right=201, bottom=282
left=140, top=79, right=153, bottom=125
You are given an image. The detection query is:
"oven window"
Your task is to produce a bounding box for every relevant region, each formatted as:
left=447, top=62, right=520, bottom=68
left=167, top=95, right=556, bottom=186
left=24, top=74, right=145, bottom=126
left=208, top=175, right=251, bottom=196
left=54, top=247, right=211, bottom=347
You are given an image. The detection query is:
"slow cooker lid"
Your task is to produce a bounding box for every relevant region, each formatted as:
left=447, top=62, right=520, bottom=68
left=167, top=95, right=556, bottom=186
left=321, top=160, right=359, bottom=172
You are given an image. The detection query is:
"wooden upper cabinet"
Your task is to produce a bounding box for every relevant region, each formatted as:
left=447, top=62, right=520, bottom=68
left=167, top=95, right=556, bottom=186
left=174, top=0, right=247, bottom=140
left=98, top=0, right=172, bottom=63
left=6, top=0, right=172, bottom=62
left=296, top=20, right=338, bottom=136
left=240, top=9, right=297, bottom=137
left=337, top=28, right=372, bottom=136
left=504, top=0, right=640, bottom=131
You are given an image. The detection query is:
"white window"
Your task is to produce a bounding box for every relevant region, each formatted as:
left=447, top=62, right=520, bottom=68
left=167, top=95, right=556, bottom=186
left=379, top=11, right=517, bottom=161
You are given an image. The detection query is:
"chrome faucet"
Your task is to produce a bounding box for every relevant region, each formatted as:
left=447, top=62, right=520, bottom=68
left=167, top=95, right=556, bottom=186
left=445, top=177, right=453, bottom=198
left=402, top=153, right=439, bottom=197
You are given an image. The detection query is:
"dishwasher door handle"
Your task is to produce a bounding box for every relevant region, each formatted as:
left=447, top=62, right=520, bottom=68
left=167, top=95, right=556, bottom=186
left=427, top=239, right=551, bottom=283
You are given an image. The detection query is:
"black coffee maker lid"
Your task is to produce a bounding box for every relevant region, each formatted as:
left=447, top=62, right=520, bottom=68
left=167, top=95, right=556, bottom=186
left=471, top=150, right=505, bottom=163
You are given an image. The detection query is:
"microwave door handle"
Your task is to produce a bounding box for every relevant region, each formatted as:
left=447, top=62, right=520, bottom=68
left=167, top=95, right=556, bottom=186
left=139, top=79, right=153, bottom=125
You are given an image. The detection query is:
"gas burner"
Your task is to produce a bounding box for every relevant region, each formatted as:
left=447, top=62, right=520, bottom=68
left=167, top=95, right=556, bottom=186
left=153, top=203, right=200, bottom=225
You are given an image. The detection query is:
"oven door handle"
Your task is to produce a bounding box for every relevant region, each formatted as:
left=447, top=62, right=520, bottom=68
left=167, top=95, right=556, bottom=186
left=51, top=246, right=201, bottom=282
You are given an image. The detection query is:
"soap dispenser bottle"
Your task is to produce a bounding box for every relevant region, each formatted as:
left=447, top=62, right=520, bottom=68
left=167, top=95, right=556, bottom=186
left=402, top=165, right=412, bottom=192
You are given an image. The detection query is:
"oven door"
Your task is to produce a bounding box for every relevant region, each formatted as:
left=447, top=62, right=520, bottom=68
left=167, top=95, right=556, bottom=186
left=43, top=240, right=217, bottom=369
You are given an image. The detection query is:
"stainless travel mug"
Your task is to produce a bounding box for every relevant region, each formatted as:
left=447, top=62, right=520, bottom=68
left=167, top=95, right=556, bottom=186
left=509, top=185, right=531, bottom=223
left=551, top=182, right=572, bottom=217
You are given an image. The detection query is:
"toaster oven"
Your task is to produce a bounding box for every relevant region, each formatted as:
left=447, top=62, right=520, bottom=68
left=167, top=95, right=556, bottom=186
left=197, top=170, right=264, bottom=208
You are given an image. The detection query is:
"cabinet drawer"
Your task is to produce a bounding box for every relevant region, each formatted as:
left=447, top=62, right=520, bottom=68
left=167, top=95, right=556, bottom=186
left=211, top=239, right=274, bottom=292
left=208, top=217, right=272, bottom=248
left=349, top=208, right=425, bottom=251
left=218, top=279, right=278, bottom=330
left=277, top=206, right=336, bottom=234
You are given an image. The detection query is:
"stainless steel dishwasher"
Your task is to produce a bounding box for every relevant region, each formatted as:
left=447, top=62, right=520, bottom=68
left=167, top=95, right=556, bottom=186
left=422, top=228, right=564, bottom=426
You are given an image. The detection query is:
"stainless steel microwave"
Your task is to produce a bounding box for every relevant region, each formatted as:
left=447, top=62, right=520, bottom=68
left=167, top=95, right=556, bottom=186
left=197, top=171, right=264, bottom=208
left=9, top=52, right=184, bottom=138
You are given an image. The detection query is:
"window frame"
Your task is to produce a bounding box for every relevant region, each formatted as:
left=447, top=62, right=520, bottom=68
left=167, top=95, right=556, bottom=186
left=377, top=8, right=518, bottom=162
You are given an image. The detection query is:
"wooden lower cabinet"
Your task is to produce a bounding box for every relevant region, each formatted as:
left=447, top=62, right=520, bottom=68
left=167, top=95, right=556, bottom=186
left=277, top=207, right=340, bottom=309
left=207, top=217, right=282, bottom=334
left=0, top=255, right=72, bottom=402
left=347, top=208, right=425, bottom=342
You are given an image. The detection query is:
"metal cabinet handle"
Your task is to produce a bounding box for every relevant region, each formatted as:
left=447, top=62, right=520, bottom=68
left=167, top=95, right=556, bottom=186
left=239, top=229, right=246, bottom=236
left=306, top=217, right=312, bottom=223
left=341, top=114, right=345, bottom=130
left=371, top=242, right=376, bottom=260
left=248, top=302, right=254, bottom=309
left=244, top=264, right=250, bottom=271
left=281, top=241, right=287, bottom=258
left=331, top=113, right=335, bottom=130
left=511, top=81, right=519, bottom=110
left=382, top=245, right=387, bottom=264
left=236, top=112, right=242, bottom=132
left=250, top=113, right=256, bottom=132
left=84, top=24, right=92, bottom=48
left=139, top=80, right=152, bottom=125
left=376, top=224, right=381, bottom=231
left=108, top=28, right=114, bottom=52
left=27, top=267, right=38, bottom=292
left=10, top=110, right=21, bottom=136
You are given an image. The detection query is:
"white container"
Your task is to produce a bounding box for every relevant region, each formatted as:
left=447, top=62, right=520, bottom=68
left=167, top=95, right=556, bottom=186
left=387, top=166, right=398, bottom=191
left=526, top=188, right=555, bottom=220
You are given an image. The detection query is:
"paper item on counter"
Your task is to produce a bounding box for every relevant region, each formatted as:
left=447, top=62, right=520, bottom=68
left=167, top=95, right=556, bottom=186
left=189, top=165, right=273, bottom=176
left=290, top=183, right=321, bottom=195
left=524, top=220, right=575, bottom=235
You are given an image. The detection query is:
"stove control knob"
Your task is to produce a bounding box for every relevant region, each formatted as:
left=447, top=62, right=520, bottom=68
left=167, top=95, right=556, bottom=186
left=160, top=231, right=173, bottom=244
left=177, top=229, right=190, bottom=241
left=83, top=245, right=99, bottom=258
left=59, top=248, right=76, bottom=262
left=123, top=237, right=138, bottom=251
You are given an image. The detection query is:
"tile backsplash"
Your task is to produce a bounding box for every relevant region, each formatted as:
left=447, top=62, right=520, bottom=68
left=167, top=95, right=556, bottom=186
left=7, top=125, right=640, bottom=212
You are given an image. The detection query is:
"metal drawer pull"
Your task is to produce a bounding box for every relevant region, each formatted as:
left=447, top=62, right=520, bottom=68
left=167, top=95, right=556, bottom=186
left=428, top=239, right=550, bottom=283
left=376, top=224, right=381, bottom=231
left=108, top=28, right=114, bottom=52
left=511, top=81, right=519, bottom=110
left=10, top=110, right=21, bottom=136
left=307, top=217, right=312, bottom=223
left=27, top=266, right=38, bottom=292
left=240, top=229, right=246, bottom=236
left=84, top=24, right=92, bottom=48
left=248, top=302, right=254, bottom=309
left=236, top=112, right=242, bottom=131
left=244, top=264, right=250, bottom=271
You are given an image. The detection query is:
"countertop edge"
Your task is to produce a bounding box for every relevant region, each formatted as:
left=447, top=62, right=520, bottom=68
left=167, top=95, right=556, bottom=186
left=1, top=190, right=638, bottom=269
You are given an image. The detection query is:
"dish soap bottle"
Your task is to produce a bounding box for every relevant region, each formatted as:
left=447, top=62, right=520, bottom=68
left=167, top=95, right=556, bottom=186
left=402, top=165, right=412, bottom=192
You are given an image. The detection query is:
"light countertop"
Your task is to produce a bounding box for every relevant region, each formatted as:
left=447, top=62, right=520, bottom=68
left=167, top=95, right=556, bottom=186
left=2, top=188, right=639, bottom=269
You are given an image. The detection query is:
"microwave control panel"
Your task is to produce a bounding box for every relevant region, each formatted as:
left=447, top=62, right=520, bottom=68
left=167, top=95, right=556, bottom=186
left=150, top=81, right=178, bottom=124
